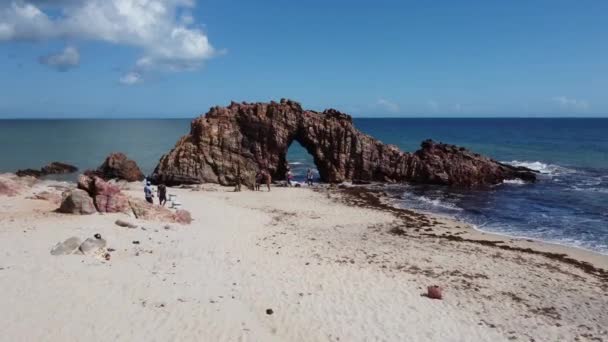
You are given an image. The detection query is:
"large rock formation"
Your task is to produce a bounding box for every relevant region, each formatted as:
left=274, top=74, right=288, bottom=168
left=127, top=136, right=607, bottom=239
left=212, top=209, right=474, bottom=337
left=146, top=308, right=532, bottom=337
left=152, top=99, right=536, bottom=187
left=94, top=152, right=145, bottom=182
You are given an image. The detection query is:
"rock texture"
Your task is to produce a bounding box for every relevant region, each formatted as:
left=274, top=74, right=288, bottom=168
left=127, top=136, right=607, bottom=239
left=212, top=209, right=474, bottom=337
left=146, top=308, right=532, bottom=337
left=77, top=175, right=130, bottom=213
left=152, top=99, right=536, bottom=187
left=128, top=198, right=192, bottom=225
left=57, top=189, right=96, bottom=215
left=95, top=153, right=144, bottom=182
left=17, top=162, right=78, bottom=178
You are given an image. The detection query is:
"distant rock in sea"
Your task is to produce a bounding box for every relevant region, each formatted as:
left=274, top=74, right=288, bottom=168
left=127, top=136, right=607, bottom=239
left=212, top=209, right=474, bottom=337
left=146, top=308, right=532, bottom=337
left=151, top=99, right=536, bottom=187
left=16, top=162, right=78, bottom=178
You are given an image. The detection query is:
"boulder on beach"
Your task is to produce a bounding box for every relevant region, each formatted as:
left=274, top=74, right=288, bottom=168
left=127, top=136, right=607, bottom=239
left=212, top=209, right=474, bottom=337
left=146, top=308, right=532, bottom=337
left=115, top=219, right=138, bottom=228
left=77, top=174, right=130, bottom=213
left=50, top=237, right=82, bottom=256
left=128, top=198, right=192, bottom=225
left=58, top=189, right=97, bottom=215
left=78, top=237, right=107, bottom=255
left=96, top=152, right=145, bottom=182
left=151, top=99, right=537, bottom=188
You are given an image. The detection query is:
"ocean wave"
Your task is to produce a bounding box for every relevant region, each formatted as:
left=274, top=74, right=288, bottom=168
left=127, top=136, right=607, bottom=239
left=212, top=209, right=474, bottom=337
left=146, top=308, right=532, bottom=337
left=289, top=161, right=304, bottom=165
left=407, top=194, right=463, bottom=211
left=502, top=179, right=526, bottom=185
left=505, top=160, right=576, bottom=176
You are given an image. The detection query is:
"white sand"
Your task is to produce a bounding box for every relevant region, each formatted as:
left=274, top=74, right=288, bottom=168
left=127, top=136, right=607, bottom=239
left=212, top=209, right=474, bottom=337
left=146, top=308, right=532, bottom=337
left=0, top=178, right=607, bottom=341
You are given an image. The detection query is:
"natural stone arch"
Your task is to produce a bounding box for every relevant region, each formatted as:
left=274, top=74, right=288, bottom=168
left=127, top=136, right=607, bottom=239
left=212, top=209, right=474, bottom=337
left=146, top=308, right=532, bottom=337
left=152, top=99, right=536, bottom=187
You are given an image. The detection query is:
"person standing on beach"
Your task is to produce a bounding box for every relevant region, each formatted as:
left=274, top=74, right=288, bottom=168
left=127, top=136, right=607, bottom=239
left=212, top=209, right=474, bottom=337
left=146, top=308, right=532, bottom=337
left=144, top=181, right=154, bottom=204
left=285, top=167, right=293, bottom=187
left=157, top=183, right=167, bottom=206
left=306, top=168, right=314, bottom=186
left=265, top=170, right=272, bottom=192
left=255, top=170, right=262, bottom=191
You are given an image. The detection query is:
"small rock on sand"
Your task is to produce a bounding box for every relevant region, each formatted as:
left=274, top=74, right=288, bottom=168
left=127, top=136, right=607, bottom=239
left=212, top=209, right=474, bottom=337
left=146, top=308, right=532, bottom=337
left=115, top=219, right=137, bottom=228
left=79, top=237, right=107, bottom=255
left=50, top=237, right=82, bottom=255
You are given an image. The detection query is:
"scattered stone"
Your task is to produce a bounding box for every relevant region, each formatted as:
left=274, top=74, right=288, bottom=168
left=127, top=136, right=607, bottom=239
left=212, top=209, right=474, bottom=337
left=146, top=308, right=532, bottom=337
left=427, top=285, right=443, bottom=300
left=266, top=308, right=274, bottom=315
left=50, top=237, right=82, bottom=255
left=79, top=237, right=107, bottom=255
left=115, top=219, right=138, bottom=228
left=28, top=191, right=62, bottom=205
left=132, top=241, right=140, bottom=245
left=128, top=198, right=193, bottom=225
left=57, top=189, right=96, bottom=215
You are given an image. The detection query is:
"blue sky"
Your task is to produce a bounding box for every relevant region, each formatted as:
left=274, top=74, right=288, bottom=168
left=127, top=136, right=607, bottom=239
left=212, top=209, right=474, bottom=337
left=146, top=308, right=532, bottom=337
left=0, top=0, right=607, bottom=118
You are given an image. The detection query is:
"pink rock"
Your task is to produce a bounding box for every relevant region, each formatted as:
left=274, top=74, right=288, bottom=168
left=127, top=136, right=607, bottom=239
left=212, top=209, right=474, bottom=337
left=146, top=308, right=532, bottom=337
left=174, top=210, right=192, bottom=224
left=0, top=177, right=21, bottom=197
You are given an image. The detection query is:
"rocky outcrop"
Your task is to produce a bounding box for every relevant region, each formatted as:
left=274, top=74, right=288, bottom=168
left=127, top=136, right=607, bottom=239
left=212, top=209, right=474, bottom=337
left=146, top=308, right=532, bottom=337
left=152, top=99, right=536, bottom=187
left=17, top=162, right=78, bottom=178
left=57, top=189, right=96, bottom=215
left=77, top=175, right=130, bottom=213
left=94, top=153, right=144, bottom=182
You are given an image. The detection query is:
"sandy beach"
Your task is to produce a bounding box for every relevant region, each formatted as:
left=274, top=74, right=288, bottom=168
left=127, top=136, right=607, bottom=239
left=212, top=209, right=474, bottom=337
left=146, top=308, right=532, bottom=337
left=0, top=175, right=607, bottom=342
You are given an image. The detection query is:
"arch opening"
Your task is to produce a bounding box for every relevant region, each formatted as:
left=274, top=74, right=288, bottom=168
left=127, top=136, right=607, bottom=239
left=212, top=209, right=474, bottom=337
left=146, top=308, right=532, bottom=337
left=276, top=139, right=319, bottom=184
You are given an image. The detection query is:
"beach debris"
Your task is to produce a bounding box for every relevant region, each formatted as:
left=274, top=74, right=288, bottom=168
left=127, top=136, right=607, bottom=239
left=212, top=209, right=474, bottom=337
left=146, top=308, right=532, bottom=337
left=104, top=253, right=111, bottom=261
left=115, top=219, right=138, bottom=228
left=50, top=236, right=82, bottom=255
left=132, top=241, right=140, bottom=245
left=427, top=285, right=443, bottom=300
left=57, top=189, right=96, bottom=215
left=266, top=309, right=274, bottom=315
left=79, top=236, right=107, bottom=255
left=94, top=233, right=102, bottom=239
left=93, top=152, right=145, bottom=182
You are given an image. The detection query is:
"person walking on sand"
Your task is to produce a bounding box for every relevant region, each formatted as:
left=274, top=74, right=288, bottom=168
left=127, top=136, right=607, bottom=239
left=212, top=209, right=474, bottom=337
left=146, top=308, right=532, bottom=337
left=157, top=183, right=167, bottom=206
left=306, top=168, right=314, bottom=186
left=144, top=181, right=154, bottom=204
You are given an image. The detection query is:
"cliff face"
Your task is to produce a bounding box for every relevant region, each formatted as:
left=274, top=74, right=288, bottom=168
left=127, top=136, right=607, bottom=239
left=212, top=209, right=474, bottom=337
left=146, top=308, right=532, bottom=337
left=152, top=99, right=536, bottom=187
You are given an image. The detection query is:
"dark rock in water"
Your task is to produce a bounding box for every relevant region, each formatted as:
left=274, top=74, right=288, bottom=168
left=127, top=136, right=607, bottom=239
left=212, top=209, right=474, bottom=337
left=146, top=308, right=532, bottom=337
left=57, top=189, right=96, bottom=215
left=96, top=152, right=145, bottom=182
left=17, top=162, right=78, bottom=178
left=41, top=162, right=78, bottom=175
left=151, top=99, right=536, bottom=187
left=16, top=169, right=44, bottom=178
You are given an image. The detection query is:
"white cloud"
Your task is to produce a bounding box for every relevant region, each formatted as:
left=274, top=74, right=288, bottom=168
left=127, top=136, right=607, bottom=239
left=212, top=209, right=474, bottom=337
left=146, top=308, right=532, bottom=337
left=552, top=96, right=589, bottom=111
left=119, top=71, right=142, bottom=85
left=376, top=98, right=400, bottom=113
left=39, top=45, right=79, bottom=71
left=0, top=0, right=215, bottom=83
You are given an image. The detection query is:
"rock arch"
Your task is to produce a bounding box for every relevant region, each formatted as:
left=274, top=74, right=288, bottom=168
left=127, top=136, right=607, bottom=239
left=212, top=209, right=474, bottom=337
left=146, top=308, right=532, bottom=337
left=152, top=99, right=536, bottom=187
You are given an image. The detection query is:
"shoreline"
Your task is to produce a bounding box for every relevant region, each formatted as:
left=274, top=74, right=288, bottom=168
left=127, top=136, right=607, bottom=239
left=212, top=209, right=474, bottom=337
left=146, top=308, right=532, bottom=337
left=1, top=175, right=607, bottom=341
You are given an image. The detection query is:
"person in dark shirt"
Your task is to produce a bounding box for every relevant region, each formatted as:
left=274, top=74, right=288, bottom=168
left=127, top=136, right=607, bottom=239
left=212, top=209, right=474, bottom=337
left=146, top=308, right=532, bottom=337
left=157, top=183, right=167, bottom=206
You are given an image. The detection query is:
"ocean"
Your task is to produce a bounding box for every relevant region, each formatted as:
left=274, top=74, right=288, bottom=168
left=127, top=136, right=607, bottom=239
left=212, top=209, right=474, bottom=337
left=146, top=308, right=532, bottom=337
left=1, top=118, right=607, bottom=254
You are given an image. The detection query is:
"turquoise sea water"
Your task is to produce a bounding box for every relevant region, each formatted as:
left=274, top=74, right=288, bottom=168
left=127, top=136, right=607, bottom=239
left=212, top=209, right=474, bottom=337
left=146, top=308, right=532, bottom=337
left=1, top=118, right=607, bottom=253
